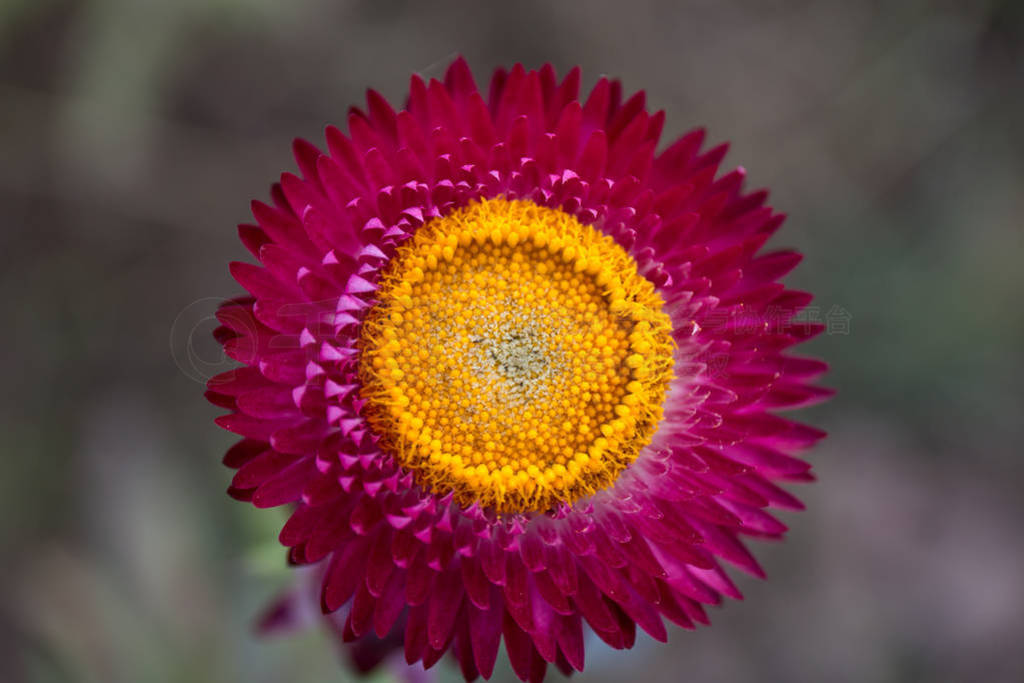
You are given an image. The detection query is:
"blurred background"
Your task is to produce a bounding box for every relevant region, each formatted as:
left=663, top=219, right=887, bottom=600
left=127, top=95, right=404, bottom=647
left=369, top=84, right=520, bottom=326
left=2, top=0, right=1023, bottom=681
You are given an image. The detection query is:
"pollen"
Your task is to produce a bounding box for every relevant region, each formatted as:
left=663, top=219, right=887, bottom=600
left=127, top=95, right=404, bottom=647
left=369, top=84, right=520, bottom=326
left=358, top=198, right=674, bottom=513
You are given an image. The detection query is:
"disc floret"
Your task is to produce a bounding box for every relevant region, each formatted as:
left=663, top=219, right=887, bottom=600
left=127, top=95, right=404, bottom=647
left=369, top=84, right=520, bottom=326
left=359, top=198, right=674, bottom=513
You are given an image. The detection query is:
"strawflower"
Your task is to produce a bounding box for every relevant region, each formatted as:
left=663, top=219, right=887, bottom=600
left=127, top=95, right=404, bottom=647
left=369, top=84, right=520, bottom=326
left=208, top=57, right=830, bottom=682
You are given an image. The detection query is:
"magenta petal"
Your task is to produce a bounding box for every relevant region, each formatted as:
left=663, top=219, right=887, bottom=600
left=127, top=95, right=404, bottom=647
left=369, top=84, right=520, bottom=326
left=404, top=603, right=429, bottom=665
left=554, top=612, right=584, bottom=671
left=404, top=553, right=436, bottom=606
left=503, top=611, right=537, bottom=682
left=528, top=583, right=559, bottom=662
left=518, top=531, right=546, bottom=572
left=533, top=569, right=573, bottom=615
left=467, top=591, right=503, bottom=678
left=372, top=568, right=406, bottom=637
left=252, top=458, right=316, bottom=508
left=460, top=556, right=491, bottom=610
left=347, top=581, right=376, bottom=637
left=322, top=536, right=371, bottom=612
left=479, top=539, right=506, bottom=585
left=364, top=527, right=395, bottom=597
left=572, top=571, right=618, bottom=635
left=427, top=569, right=464, bottom=649
left=454, top=611, right=480, bottom=682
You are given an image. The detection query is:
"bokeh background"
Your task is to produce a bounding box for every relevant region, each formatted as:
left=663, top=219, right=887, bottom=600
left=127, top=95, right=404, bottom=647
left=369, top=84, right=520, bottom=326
left=2, top=1, right=1023, bottom=681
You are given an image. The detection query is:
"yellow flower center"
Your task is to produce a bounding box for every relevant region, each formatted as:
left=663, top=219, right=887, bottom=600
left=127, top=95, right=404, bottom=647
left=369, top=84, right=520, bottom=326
left=358, top=198, right=674, bottom=513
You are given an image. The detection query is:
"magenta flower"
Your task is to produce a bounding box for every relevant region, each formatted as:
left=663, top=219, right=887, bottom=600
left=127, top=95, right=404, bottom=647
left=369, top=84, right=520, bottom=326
left=208, top=58, right=830, bottom=682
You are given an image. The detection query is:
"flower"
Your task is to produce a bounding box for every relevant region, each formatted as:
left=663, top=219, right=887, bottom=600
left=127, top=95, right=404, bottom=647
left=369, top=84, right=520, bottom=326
left=207, top=57, right=830, bottom=682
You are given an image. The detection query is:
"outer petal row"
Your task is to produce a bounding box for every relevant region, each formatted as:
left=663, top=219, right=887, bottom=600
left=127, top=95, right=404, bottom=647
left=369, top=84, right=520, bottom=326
left=209, top=57, right=829, bottom=682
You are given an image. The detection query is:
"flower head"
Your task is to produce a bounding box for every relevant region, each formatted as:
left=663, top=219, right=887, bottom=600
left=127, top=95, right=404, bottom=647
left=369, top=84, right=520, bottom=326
left=208, top=57, right=830, bottom=682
